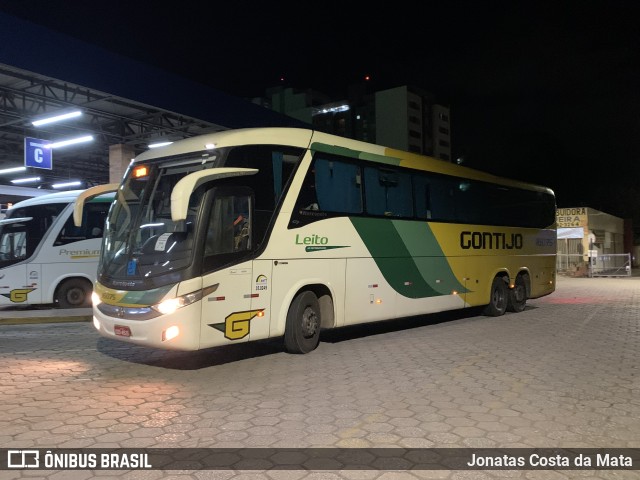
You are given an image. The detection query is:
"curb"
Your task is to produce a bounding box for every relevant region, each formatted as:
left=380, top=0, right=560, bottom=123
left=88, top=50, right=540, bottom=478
left=0, top=316, right=92, bottom=325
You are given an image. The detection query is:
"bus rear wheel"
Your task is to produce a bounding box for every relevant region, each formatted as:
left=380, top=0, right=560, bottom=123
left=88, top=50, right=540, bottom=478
left=56, top=278, right=92, bottom=309
left=284, top=290, right=321, bottom=354
left=507, top=274, right=528, bottom=312
left=483, top=276, right=508, bottom=316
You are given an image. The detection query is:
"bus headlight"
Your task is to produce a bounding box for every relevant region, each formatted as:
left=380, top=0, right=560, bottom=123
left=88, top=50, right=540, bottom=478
left=154, top=297, right=182, bottom=315
left=91, top=291, right=101, bottom=306
left=151, top=284, right=218, bottom=315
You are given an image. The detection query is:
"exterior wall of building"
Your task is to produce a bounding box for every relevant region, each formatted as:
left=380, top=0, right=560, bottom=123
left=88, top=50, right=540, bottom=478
left=373, top=86, right=450, bottom=159
left=255, top=84, right=452, bottom=162
left=556, top=207, right=626, bottom=275
left=253, top=87, right=335, bottom=125
left=632, top=245, right=640, bottom=267
left=374, top=86, right=410, bottom=151
left=406, top=90, right=424, bottom=153
left=432, top=105, right=452, bottom=161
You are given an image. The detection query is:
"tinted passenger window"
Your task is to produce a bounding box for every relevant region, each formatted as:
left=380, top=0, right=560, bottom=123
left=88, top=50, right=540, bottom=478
left=54, top=202, right=110, bottom=246
left=364, top=167, right=413, bottom=217
left=301, top=158, right=363, bottom=214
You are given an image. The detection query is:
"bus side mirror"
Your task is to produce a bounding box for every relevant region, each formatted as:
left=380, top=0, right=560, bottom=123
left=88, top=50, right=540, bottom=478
left=170, top=168, right=258, bottom=221
left=73, top=183, right=119, bottom=226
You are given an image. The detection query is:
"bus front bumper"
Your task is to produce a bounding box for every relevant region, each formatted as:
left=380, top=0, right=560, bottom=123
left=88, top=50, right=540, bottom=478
left=92, top=302, right=202, bottom=351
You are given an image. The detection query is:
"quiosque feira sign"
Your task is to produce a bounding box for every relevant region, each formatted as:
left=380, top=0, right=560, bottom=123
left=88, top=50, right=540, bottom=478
left=556, top=207, right=588, bottom=228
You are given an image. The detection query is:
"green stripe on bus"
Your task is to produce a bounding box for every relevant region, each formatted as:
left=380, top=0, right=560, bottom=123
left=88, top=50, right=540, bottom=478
left=310, top=143, right=401, bottom=166
left=392, top=220, right=470, bottom=294
left=350, top=217, right=468, bottom=298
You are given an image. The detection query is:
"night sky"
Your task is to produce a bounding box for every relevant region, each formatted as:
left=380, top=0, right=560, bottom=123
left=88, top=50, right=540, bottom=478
left=2, top=1, right=640, bottom=228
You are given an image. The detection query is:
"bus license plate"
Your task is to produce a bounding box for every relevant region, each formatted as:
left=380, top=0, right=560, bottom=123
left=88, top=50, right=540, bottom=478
left=114, top=325, right=131, bottom=337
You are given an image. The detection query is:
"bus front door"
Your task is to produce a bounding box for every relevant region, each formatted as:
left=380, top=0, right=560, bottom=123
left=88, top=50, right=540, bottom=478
left=198, top=188, right=259, bottom=348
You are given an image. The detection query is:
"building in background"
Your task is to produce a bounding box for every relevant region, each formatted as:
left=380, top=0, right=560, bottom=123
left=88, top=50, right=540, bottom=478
left=556, top=207, right=630, bottom=276
left=253, top=85, right=451, bottom=162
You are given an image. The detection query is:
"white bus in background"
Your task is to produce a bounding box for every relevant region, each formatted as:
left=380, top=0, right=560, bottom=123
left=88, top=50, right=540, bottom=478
left=0, top=189, right=113, bottom=308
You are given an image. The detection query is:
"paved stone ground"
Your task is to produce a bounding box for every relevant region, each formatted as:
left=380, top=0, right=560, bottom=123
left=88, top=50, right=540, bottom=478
left=0, top=275, right=639, bottom=479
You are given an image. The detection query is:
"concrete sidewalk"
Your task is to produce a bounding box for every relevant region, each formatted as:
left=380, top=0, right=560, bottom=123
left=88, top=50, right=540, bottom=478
left=0, top=306, right=92, bottom=324
left=1, top=274, right=639, bottom=479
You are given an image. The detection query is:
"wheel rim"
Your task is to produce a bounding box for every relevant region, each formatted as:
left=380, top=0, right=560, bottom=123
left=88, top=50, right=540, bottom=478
left=493, top=286, right=506, bottom=309
left=513, top=285, right=526, bottom=303
left=67, top=288, right=84, bottom=306
left=301, top=306, right=319, bottom=338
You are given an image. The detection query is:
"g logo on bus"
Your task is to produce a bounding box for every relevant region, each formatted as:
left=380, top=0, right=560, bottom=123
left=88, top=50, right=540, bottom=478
left=1, top=288, right=36, bottom=303
left=209, top=309, right=264, bottom=340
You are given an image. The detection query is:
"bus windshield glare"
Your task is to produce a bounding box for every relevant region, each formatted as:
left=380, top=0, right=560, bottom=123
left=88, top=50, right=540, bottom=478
left=100, top=155, right=211, bottom=282
left=99, top=144, right=303, bottom=288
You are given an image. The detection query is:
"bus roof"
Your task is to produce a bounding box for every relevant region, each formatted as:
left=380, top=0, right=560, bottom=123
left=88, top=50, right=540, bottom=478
left=7, top=189, right=114, bottom=210
left=135, top=127, right=315, bottom=163
left=133, top=127, right=554, bottom=195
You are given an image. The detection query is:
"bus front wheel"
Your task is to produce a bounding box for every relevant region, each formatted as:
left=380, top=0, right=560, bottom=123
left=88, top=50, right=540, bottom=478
left=483, top=276, right=508, bottom=316
left=284, top=290, right=321, bottom=354
left=56, top=278, right=92, bottom=309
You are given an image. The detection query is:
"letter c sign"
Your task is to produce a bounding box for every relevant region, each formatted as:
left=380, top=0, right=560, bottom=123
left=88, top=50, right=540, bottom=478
left=24, top=137, right=52, bottom=169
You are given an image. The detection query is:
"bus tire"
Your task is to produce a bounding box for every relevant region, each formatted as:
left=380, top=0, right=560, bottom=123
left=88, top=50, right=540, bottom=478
left=483, top=276, right=508, bottom=316
left=507, top=274, right=528, bottom=312
left=56, top=278, right=92, bottom=309
left=284, top=290, right=321, bottom=354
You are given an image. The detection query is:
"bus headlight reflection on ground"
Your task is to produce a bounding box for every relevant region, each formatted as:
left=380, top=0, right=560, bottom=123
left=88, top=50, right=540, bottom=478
left=162, top=325, right=180, bottom=341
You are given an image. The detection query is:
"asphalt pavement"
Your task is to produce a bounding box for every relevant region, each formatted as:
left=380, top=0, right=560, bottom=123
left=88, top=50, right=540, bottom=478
left=0, top=275, right=639, bottom=479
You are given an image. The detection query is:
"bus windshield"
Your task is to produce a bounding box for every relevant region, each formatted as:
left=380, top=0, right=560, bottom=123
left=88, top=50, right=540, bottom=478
left=99, top=144, right=304, bottom=288
left=100, top=156, right=210, bottom=282
left=0, top=204, right=66, bottom=268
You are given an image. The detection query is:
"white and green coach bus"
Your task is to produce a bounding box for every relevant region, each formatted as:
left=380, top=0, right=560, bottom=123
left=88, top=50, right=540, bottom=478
left=0, top=189, right=112, bottom=308
left=81, top=127, right=556, bottom=354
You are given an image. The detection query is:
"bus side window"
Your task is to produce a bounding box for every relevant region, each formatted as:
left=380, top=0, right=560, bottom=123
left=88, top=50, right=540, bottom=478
left=205, top=193, right=252, bottom=256
left=296, top=168, right=319, bottom=211
left=0, top=229, right=27, bottom=260
left=364, top=167, right=413, bottom=217
left=86, top=203, right=109, bottom=238
left=413, top=175, right=432, bottom=219
left=55, top=219, right=85, bottom=246
left=54, top=203, right=109, bottom=246
left=313, top=158, right=362, bottom=213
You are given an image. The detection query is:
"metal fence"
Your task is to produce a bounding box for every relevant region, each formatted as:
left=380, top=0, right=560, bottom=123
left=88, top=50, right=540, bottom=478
left=556, top=253, right=632, bottom=277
